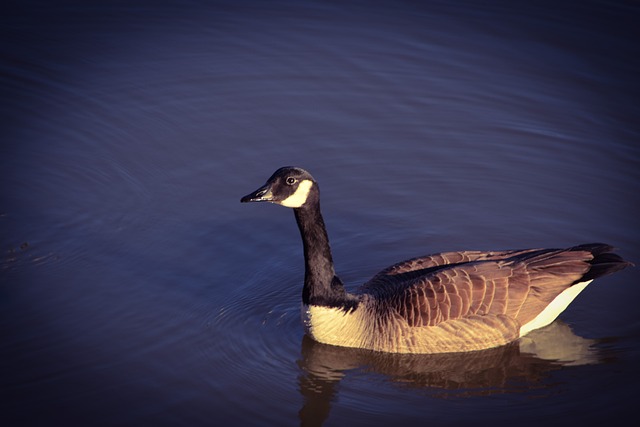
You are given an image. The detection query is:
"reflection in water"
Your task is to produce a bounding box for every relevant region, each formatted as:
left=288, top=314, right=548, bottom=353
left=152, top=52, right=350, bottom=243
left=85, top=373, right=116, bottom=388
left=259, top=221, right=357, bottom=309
left=298, top=320, right=598, bottom=426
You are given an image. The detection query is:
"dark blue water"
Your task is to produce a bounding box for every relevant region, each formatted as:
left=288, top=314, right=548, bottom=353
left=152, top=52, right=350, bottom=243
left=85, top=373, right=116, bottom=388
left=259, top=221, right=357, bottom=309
left=2, top=1, right=639, bottom=426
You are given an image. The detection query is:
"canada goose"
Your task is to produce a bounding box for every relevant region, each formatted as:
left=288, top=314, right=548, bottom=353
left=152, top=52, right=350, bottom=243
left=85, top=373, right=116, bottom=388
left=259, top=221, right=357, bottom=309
left=241, top=166, right=632, bottom=354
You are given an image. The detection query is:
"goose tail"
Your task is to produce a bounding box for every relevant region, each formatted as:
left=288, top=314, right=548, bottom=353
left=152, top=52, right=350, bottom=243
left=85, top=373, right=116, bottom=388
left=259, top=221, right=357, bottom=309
left=571, top=243, right=633, bottom=283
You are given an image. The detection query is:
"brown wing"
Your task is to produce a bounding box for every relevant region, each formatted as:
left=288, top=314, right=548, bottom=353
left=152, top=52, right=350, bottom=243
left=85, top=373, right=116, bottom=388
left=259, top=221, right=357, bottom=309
left=366, top=249, right=541, bottom=281
left=367, top=248, right=595, bottom=329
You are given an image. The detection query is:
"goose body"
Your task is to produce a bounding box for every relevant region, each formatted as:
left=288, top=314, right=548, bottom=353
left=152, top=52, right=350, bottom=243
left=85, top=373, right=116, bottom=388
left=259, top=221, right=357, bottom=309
left=241, top=166, right=631, bottom=354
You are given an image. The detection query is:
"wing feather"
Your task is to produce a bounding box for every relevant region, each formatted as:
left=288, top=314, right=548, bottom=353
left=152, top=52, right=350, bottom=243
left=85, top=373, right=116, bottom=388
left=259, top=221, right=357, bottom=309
left=366, top=249, right=542, bottom=283
left=368, top=247, right=606, bottom=331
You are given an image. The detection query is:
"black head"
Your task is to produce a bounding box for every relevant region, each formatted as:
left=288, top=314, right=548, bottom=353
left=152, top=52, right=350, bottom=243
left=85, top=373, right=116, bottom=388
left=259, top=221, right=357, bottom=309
left=241, top=166, right=317, bottom=208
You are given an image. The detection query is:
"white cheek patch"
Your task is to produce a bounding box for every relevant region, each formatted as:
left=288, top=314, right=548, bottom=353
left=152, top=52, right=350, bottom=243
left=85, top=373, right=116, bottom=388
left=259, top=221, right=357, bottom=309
left=279, top=179, right=313, bottom=208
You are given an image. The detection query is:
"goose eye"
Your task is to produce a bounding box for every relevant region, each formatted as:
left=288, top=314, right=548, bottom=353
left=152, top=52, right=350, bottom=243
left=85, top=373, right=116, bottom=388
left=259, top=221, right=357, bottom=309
left=286, top=177, right=297, bottom=185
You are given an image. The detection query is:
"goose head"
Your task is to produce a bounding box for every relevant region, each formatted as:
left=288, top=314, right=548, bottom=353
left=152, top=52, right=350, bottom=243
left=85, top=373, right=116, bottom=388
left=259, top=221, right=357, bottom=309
left=241, top=166, right=317, bottom=208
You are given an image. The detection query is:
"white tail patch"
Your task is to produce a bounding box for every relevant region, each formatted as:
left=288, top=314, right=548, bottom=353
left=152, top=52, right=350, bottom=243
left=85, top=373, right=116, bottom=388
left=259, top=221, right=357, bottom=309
left=280, top=179, right=313, bottom=208
left=519, top=280, right=592, bottom=336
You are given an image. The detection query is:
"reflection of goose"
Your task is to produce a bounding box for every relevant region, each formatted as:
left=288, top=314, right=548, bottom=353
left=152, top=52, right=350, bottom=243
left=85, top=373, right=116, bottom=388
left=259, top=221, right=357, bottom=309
left=241, top=167, right=631, bottom=354
left=300, top=319, right=600, bottom=388
left=298, top=320, right=602, bottom=425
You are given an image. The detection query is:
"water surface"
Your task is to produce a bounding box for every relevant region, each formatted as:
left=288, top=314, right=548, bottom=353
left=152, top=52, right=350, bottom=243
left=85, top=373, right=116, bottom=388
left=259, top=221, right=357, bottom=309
left=2, top=1, right=639, bottom=426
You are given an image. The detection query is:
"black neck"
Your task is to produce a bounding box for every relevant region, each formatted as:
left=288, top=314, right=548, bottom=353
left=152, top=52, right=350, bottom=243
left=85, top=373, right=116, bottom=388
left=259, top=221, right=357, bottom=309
left=293, top=195, right=354, bottom=309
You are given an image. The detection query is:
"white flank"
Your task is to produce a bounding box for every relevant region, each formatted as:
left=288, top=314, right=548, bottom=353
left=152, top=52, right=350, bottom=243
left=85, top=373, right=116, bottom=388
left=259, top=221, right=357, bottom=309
left=519, top=280, right=592, bottom=336
left=280, top=179, right=313, bottom=208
